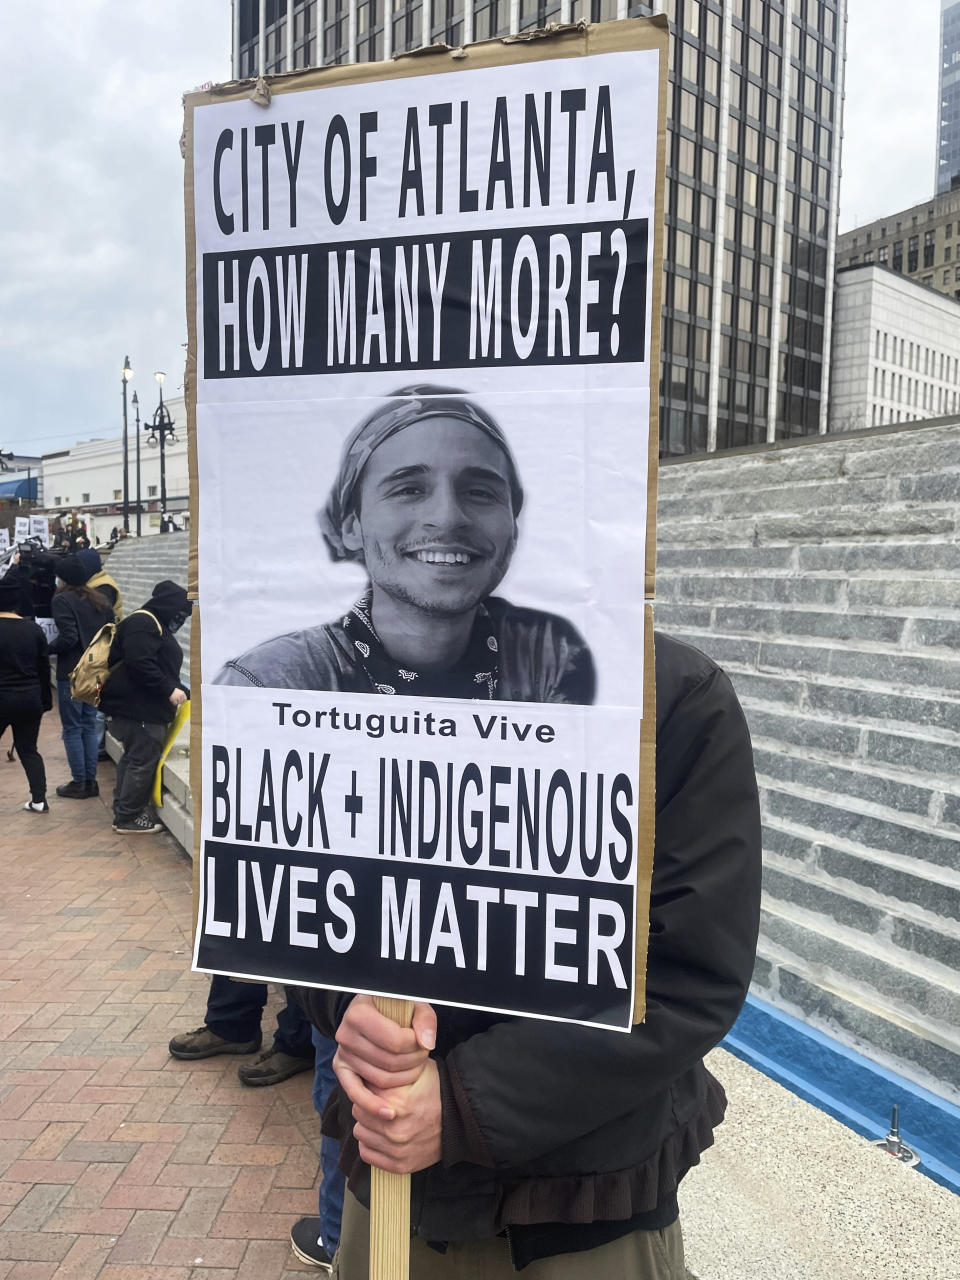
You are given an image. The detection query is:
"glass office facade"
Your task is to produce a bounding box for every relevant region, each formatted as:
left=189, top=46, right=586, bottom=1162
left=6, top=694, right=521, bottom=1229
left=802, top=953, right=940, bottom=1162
left=939, top=0, right=960, bottom=196
left=233, top=0, right=846, bottom=455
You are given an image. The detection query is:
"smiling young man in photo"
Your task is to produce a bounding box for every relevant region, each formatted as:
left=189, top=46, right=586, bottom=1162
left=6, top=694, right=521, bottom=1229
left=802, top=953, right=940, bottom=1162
left=217, top=386, right=596, bottom=704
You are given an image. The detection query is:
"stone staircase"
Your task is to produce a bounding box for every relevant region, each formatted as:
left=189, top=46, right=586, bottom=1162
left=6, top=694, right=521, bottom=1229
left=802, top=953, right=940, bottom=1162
left=655, top=418, right=960, bottom=1104
left=101, top=532, right=191, bottom=661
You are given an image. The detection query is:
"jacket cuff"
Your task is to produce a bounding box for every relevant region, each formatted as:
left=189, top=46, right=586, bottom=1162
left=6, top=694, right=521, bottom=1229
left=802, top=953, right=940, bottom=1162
left=438, top=1056, right=495, bottom=1169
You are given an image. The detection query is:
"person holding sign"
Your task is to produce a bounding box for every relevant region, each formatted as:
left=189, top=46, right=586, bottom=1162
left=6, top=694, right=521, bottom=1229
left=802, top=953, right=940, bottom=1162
left=217, top=387, right=595, bottom=704
left=298, top=634, right=761, bottom=1277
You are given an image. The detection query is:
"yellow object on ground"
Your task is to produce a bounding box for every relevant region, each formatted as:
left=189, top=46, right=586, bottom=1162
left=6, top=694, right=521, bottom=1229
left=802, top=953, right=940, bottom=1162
left=152, top=702, right=190, bottom=808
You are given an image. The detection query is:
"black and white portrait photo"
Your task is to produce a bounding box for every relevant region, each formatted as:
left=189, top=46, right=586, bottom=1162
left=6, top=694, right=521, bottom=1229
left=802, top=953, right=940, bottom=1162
left=216, top=386, right=596, bottom=704
left=198, top=381, right=647, bottom=712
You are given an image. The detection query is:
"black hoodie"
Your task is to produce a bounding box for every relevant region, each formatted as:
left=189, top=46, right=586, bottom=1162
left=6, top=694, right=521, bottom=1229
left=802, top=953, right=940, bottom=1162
left=99, top=580, right=190, bottom=724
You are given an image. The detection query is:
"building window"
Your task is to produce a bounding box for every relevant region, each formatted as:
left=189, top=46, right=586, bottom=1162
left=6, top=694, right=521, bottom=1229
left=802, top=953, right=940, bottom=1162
left=948, top=247, right=953, bottom=262
left=148, top=485, right=158, bottom=498
left=323, top=0, right=350, bottom=62
left=924, top=229, right=936, bottom=268
left=892, top=240, right=903, bottom=271
left=948, top=224, right=954, bottom=239
left=908, top=235, right=919, bottom=272
left=291, top=1, right=315, bottom=69
left=473, top=0, right=509, bottom=38
left=81, top=493, right=90, bottom=503
left=358, top=0, right=385, bottom=60
left=54, top=496, right=61, bottom=506
left=112, top=490, right=121, bottom=501
left=879, top=245, right=889, bottom=264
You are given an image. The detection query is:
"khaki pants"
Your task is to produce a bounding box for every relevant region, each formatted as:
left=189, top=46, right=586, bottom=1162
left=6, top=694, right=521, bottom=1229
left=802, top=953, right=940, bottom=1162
left=333, top=1190, right=687, bottom=1279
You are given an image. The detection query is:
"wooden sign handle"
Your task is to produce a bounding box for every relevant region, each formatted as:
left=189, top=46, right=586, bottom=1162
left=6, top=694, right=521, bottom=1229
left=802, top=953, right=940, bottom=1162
left=369, top=996, right=415, bottom=1280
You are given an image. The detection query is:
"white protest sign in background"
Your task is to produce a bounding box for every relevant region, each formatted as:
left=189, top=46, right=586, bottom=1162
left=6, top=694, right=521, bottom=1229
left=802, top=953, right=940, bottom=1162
left=28, top=516, right=50, bottom=547
left=0, top=529, right=9, bottom=553
left=14, top=517, right=30, bottom=542
left=188, top=29, right=662, bottom=1031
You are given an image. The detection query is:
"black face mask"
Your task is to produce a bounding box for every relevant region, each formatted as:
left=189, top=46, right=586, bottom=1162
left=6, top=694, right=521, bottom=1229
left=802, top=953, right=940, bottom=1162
left=169, top=610, right=189, bottom=633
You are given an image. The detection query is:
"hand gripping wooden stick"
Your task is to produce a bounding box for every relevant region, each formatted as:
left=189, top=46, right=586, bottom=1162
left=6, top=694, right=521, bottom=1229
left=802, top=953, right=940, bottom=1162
left=370, top=996, right=415, bottom=1280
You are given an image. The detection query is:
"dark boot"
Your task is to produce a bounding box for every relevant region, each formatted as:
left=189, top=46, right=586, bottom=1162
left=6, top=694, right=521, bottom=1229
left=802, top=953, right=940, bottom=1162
left=86, top=779, right=100, bottom=797
left=56, top=779, right=91, bottom=799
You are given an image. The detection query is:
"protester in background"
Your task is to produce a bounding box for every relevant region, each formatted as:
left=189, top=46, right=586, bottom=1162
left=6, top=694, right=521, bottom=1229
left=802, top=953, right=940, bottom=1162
left=169, top=976, right=316, bottom=1086
left=98, top=579, right=190, bottom=834
left=49, top=555, right=113, bottom=799
left=0, top=553, right=37, bottom=618
left=0, top=571, right=52, bottom=812
left=76, top=547, right=122, bottom=761
left=75, top=548, right=121, bottom=619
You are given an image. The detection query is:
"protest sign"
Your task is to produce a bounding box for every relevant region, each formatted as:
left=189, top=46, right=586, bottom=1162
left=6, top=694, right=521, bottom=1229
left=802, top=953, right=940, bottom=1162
left=0, top=529, right=9, bottom=553
left=185, top=19, right=666, bottom=1033
left=28, top=516, right=50, bottom=547
left=14, top=517, right=29, bottom=542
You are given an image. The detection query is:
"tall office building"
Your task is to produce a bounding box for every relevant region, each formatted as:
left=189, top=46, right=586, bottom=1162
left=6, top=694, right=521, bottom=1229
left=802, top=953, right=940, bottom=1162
left=940, top=1, right=960, bottom=195
left=232, top=0, right=847, bottom=455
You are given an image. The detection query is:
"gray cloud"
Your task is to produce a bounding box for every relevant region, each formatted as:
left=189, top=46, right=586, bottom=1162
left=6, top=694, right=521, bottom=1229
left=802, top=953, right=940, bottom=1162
left=839, top=0, right=940, bottom=231
left=0, top=0, right=230, bottom=455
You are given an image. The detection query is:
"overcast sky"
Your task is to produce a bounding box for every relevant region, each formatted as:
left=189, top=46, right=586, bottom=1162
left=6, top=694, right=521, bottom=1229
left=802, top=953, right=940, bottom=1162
left=0, top=0, right=944, bottom=457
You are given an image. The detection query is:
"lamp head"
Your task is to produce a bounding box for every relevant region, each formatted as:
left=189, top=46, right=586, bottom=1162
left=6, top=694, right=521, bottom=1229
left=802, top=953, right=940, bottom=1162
left=154, top=371, right=165, bottom=386
left=122, top=356, right=133, bottom=382
left=131, top=391, right=139, bottom=407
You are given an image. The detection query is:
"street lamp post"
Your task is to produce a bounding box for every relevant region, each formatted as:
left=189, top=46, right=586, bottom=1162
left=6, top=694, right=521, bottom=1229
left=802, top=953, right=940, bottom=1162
left=121, top=356, right=133, bottom=533
left=147, top=371, right=177, bottom=532
left=132, top=391, right=142, bottom=537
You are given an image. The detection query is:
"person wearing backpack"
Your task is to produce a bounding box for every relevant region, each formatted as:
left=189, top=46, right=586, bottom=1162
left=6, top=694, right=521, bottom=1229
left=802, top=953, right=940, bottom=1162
left=75, top=547, right=121, bottom=760
left=99, top=580, right=191, bottom=835
left=49, top=554, right=114, bottom=799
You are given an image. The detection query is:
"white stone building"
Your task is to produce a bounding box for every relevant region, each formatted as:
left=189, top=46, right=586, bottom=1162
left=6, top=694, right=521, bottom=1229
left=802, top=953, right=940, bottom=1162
left=39, top=396, right=189, bottom=544
left=828, top=265, right=960, bottom=433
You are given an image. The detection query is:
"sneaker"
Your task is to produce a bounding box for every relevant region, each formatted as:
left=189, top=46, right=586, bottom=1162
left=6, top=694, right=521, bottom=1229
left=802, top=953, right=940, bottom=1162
left=289, top=1217, right=333, bottom=1271
left=168, top=1026, right=262, bottom=1060
left=86, top=779, right=100, bottom=797
left=238, top=1048, right=314, bottom=1087
left=23, top=800, right=49, bottom=813
left=56, top=779, right=91, bottom=799
left=113, top=813, right=163, bottom=834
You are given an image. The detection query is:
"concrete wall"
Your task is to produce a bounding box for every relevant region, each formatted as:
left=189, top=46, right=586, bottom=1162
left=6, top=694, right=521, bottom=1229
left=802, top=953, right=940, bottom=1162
left=656, top=416, right=960, bottom=1105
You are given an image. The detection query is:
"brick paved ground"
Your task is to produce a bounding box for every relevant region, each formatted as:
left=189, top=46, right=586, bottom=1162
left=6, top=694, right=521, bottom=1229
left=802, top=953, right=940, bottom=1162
left=0, top=709, right=320, bottom=1278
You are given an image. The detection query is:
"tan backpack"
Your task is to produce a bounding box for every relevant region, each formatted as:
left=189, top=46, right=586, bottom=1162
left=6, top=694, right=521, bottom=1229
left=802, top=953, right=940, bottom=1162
left=68, top=609, right=161, bottom=707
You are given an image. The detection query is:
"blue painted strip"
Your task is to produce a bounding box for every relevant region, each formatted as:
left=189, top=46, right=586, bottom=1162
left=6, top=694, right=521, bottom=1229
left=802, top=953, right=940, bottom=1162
left=722, top=994, right=960, bottom=1196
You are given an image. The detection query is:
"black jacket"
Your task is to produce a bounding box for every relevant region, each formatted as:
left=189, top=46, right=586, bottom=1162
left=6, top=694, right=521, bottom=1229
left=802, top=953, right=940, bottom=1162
left=300, top=633, right=762, bottom=1246
left=0, top=617, right=52, bottom=714
left=99, top=610, right=186, bottom=724
left=49, top=589, right=114, bottom=681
